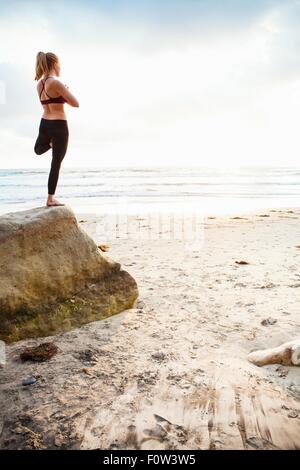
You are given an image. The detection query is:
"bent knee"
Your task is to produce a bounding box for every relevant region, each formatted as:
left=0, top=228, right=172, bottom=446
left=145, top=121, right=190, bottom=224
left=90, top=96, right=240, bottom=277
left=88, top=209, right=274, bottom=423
left=34, top=144, right=43, bottom=155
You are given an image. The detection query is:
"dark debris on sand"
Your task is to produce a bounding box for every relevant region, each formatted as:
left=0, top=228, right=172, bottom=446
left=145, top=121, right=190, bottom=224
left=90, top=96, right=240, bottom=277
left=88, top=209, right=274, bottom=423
left=20, top=342, right=58, bottom=362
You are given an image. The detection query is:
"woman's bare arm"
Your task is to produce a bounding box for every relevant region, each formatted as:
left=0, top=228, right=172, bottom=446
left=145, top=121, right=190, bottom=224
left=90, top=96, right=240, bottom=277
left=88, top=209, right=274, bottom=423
left=54, top=80, right=80, bottom=107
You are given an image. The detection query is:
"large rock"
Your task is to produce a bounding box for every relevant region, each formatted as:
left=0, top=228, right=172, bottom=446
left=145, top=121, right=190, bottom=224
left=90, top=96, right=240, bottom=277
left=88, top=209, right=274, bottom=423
left=0, top=206, right=138, bottom=343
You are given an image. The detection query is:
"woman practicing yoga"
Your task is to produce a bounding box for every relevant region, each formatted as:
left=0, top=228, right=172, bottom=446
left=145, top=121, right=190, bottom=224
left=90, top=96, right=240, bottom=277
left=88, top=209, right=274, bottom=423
left=34, top=51, right=79, bottom=207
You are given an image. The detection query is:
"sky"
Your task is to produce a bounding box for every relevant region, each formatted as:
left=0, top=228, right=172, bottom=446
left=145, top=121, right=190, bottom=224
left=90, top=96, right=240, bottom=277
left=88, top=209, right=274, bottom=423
left=1, top=0, right=300, bottom=168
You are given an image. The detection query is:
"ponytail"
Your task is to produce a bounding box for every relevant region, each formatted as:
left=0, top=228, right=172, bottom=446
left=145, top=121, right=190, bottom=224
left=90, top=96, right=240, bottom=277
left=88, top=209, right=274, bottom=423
left=35, top=51, right=59, bottom=81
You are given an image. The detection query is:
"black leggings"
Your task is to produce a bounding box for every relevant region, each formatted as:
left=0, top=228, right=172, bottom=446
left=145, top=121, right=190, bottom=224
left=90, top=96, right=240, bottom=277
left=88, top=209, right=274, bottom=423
left=34, top=118, right=69, bottom=195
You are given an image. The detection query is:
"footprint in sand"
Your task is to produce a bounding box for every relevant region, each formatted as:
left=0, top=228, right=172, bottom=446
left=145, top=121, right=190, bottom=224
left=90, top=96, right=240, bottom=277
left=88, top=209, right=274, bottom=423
left=141, top=414, right=187, bottom=448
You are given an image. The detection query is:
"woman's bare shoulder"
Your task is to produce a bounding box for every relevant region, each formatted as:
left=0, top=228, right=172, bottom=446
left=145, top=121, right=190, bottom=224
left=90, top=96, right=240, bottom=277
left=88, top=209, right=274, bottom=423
left=36, top=79, right=43, bottom=93
left=50, top=78, right=67, bottom=91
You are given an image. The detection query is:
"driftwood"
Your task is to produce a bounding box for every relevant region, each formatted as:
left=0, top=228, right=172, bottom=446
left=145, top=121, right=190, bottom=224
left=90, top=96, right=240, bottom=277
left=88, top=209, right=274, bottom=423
left=248, top=339, right=300, bottom=367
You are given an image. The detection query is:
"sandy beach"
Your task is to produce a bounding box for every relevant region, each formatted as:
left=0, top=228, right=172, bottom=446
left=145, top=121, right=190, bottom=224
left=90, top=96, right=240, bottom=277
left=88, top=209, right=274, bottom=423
left=0, top=206, right=300, bottom=450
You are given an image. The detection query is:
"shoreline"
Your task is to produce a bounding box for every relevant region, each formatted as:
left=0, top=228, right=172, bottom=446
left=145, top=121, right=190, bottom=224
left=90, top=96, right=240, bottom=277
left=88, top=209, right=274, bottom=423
left=1, top=201, right=300, bottom=218
left=0, top=206, right=300, bottom=449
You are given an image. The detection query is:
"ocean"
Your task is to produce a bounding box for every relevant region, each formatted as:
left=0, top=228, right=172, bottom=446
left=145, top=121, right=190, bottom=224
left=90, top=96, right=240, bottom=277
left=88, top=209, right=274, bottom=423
left=0, top=166, right=300, bottom=216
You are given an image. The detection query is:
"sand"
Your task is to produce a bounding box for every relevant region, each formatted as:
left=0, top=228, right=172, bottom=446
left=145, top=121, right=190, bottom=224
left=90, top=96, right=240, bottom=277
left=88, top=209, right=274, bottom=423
left=0, top=207, right=300, bottom=450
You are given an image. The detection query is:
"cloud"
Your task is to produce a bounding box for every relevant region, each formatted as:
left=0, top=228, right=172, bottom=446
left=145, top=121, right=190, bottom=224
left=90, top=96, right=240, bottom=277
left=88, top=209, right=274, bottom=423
left=1, top=0, right=300, bottom=168
left=0, top=1, right=289, bottom=53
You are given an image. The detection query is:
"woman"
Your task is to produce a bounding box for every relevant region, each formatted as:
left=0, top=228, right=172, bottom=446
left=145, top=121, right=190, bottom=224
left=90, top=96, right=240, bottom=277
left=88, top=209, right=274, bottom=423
left=34, top=51, right=79, bottom=207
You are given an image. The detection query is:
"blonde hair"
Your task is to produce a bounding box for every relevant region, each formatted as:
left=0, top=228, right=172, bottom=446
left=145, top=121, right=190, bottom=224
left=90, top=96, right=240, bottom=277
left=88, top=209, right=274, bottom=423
left=35, top=51, right=59, bottom=81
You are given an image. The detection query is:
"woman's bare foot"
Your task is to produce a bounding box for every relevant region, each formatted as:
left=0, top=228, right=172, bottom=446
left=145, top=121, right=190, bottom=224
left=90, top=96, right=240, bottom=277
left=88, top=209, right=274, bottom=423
left=46, top=196, right=65, bottom=207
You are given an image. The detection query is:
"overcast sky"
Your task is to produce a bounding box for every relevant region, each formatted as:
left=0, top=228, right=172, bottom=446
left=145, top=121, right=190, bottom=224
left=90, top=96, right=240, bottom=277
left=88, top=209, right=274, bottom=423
left=1, top=0, right=300, bottom=168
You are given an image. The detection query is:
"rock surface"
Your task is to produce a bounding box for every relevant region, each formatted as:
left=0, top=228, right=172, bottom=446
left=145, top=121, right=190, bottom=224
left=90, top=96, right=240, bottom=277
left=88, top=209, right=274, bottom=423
left=0, top=206, right=138, bottom=342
